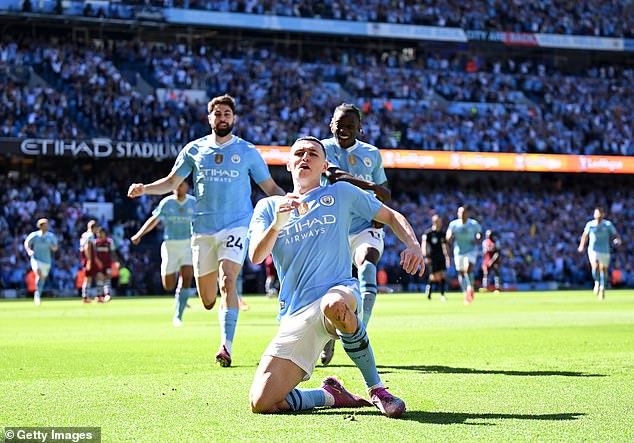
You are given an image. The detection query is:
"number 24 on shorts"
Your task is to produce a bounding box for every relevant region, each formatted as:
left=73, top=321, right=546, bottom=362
left=226, top=235, right=244, bottom=250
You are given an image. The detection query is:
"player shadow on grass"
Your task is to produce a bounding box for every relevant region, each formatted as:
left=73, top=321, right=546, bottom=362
left=312, top=409, right=585, bottom=425
left=322, top=364, right=605, bottom=377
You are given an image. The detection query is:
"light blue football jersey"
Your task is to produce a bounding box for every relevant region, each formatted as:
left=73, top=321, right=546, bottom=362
left=172, top=135, right=272, bottom=234
left=321, top=137, right=388, bottom=235
left=249, top=181, right=382, bottom=319
left=447, top=218, right=482, bottom=255
left=152, top=194, right=196, bottom=240
left=584, top=219, right=617, bottom=253
left=25, top=231, right=58, bottom=264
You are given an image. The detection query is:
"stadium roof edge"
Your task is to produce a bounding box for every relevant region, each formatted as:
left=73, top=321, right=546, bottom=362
left=0, top=5, right=632, bottom=52
left=163, top=9, right=633, bottom=52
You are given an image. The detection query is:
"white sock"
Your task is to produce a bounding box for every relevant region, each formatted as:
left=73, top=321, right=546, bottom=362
left=322, top=388, right=335, bottom=406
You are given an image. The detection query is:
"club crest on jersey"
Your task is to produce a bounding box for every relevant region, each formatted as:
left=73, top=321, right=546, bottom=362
left=348, top=155, right=357, bottom=166
left=178, top=207, right=184, bottom=213
left=214, top=154, right=224, bottom=164
left=320, top=195, right=335, bottom=206
left=231, top=154, right=241, bottom=164
left=363, top=157, right=372, bottom=167
left=296, top=202, right=309, bottom=216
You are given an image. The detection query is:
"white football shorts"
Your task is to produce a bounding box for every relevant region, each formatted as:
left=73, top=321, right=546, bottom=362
left=349, top=228, right=385, bottom=258
left=191, top=227, right=248, bottom=277
left=30, top=258, right=51, bottom=279
left=160, top=239, right=193, bottom=276
left=454, top=250, right=478, bottom=272
left=263, top=284, right=358, bottom=381
left=588, top=250, right=610, bottom=268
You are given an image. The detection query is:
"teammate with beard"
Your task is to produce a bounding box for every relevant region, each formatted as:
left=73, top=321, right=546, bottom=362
left=128, top=94, right=284, bottom=367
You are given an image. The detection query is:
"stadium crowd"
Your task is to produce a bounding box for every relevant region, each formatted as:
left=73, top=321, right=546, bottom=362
left=54, top=0, right=634, bottom=38
left=1, top=36, right=631, bottom=155
left=1, top=167, right=632, bottom=296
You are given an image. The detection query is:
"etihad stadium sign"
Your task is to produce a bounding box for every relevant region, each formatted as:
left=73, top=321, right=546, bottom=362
left=2, top=138, right=632, bottom=174
left=16, top=138, right=181, bottom=160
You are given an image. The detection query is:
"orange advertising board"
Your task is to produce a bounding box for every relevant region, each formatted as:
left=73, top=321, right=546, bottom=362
left=257, top=146, right=634, bottom=174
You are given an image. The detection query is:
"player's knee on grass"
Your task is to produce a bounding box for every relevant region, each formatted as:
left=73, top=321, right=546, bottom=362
left=249, top=384, right=285, bottom=414
left=249, top=392, right=270, bottom=413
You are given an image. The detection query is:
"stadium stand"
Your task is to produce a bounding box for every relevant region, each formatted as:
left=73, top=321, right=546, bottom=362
left=1, top=35, right=632, bottom=154
left=16, top=0, right=634, bottom=38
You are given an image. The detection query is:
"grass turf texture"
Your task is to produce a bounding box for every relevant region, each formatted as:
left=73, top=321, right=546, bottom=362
left=1, top=290, right=633, bottom=442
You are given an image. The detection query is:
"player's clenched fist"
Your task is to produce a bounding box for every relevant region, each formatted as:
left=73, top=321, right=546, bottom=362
left=128, top=183, right=145, bottom=198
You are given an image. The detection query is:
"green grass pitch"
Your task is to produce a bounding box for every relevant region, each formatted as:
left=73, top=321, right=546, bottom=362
left=1, top=290, right=633, bottom=442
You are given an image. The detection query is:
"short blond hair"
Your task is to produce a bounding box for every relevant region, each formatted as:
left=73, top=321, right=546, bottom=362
left=36, top=218, right=49, bottom=228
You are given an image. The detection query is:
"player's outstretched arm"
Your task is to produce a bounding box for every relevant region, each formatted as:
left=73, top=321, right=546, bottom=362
left=326, top=167, right=391, bottom=202
left=257, top=178, right=285, bottom=197
left=128, top=172, right=185, bottom=198
left=131, top=215, right=160, bottom=245
left=249, top=196, right=299, bottom=264
left=374, top=205, right=424, bottom=276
